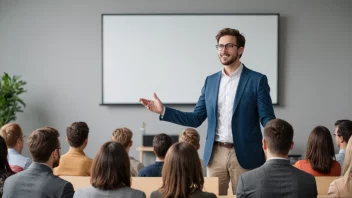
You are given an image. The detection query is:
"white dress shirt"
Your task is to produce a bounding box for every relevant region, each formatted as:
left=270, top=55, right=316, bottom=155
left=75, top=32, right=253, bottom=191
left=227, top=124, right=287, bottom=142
left=215, top=64, right=243, bottom=143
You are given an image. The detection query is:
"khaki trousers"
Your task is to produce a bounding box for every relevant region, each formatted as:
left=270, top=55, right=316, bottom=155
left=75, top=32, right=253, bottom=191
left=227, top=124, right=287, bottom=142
left=207, top=144, right=249, bottom=195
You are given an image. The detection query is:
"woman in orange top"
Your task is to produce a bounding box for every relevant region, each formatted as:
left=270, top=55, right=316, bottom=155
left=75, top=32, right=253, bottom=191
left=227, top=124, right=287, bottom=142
left=294, top=126, right=341, bottom=176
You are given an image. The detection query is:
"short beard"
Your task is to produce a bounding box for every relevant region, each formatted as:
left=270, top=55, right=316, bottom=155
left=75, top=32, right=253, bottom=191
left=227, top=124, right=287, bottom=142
left=220, top=52, right=239, bottom=66
left=52, top=156, right=60, bottom=168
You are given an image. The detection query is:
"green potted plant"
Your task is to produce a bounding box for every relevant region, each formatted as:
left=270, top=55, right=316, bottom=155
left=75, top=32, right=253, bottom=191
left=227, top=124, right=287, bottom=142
left=0, top=73, right=26, bottom=128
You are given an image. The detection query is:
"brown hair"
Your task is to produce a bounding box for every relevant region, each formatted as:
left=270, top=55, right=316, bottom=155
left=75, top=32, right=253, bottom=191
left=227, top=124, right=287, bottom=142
left=66, top=122, right=89, bottom=148
left=111, top=128, right=133, bottom=148
left=27, top=127, right=60, bottom=163
left=215, top=28, right=246, bottom=58
left=0, top=123, right=23, bottom=148
left=305, top=126, right=335, bottom=174
left=179, top=128, right=200, bottom=149
left=336, top=120, right=352, bottom=143
left=153, top=133, right=173, bottom=158
left=264, top=119, right=294, bottom=156
left=160, top=142, right=204, bottom=198
left=342, top=136, right=352, bottom=189
left=91, top=142, right=131, bottom=190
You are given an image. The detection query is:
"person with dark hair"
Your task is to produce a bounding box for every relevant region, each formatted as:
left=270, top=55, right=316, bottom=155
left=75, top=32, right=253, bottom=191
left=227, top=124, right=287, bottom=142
left=138, top=133, right=173, bottom=177
left=3, top=127, right=74, bottom=198
left=294, top=126, right=341, bottom=176
left=140, top=27, right=275, bottom=195
left=74, top=142, right=145, bottom=198
left=54, top=122, right=92, bottom=176
left=0, top=136, right=14, bottom=197
left=237, top=119, right=317, bottom=197
left=0, top=123, right=31, bottom=171
left=151, top=142, right=216, bottom=198
left=333, top=120, right=352, bottom=168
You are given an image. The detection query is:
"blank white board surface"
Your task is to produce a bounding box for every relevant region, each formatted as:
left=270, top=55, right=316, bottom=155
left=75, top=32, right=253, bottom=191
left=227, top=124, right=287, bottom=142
left=102, top=14, right=279, bottom=104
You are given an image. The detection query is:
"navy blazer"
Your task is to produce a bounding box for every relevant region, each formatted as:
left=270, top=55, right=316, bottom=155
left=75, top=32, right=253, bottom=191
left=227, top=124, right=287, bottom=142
left=161, top=65, right=275, bottom=169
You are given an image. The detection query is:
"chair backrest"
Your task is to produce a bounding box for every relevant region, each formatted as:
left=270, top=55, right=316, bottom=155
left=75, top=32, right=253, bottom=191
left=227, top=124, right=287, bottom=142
left=60, top=176, right=90, bottom=190
left=315, top=176, right=338, bottom=195
left=60, top=176, right=219, bottom=196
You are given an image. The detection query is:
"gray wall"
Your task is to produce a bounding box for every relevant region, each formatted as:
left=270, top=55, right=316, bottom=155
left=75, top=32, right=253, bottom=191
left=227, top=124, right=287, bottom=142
left=0, top=0, right=351, bottom=161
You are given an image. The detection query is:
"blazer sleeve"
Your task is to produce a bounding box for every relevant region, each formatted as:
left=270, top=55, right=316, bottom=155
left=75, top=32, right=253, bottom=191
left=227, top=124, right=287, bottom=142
left=61, top=182, right=75, bottom=198
left=327, top=181, right=339, bottom=197
left=257, top=75, right=275, bottom=127
left=160, top=77, right=208, bottom=128
left=236, top=175, right=247, bottom=198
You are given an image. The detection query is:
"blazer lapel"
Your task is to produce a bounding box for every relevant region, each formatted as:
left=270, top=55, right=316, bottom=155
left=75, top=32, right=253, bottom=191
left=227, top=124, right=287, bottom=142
left=213, top=71, right=222, bottom=116
left=233, top=66, right=249, bottom=114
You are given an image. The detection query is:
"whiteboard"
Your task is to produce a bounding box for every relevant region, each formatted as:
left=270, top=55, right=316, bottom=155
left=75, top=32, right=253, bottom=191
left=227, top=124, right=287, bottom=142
left=102, top=14, right=279, bottom=104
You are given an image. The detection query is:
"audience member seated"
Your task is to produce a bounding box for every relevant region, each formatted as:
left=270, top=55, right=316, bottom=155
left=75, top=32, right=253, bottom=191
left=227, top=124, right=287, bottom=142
left=328, top=136, right=352, bottom=197
left=73, top=142, right=145, bottom=198
left=111, top=127, right=144, bottom=176
left=294, top=126, right=341, bottom=176
left=0, top=123, right=31, bottom=171
left=179, top=128, right=200, bottom=150
left=236, top=119, right=317, bottom=198
left=138, top=133, right=173, bottom=177
left=333, top=120, right=352, bottom=168
left=3, top=127, right=74, bottom=198
left=54, top=122, right=92, bottom=176
left=150, top=142, right=216, bottom=198
left=0, top=136, right=14, bottom=197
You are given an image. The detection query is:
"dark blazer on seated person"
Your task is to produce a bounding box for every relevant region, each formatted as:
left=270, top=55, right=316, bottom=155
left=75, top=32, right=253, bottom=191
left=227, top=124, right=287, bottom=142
left=138, top=161, right=164, bottom=177
left=3, top=163, right=74, bottom=198
left=150, top=189, right=217, bottom=198
left=237, top=159, right=318, bottom=198
left=73, top=186, right=146, bottom=198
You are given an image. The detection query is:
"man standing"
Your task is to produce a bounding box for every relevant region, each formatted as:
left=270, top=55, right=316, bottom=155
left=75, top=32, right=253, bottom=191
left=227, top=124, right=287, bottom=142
left=140, top=28, right=275, bottom=195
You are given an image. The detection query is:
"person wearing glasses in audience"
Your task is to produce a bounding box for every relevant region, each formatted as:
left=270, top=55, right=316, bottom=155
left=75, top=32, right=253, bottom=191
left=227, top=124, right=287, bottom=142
left=333, top=120, right=352, bottom=169
left=140, top=28, right=275, bottom=195
left=3, top=127, right=74, bottom=198
left=0, top=123, right=31, bottom=172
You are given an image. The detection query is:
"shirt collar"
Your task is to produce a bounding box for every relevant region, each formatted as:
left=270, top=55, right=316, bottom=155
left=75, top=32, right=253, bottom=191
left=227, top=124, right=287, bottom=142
left=339, top=149, right=345, bottom=154
left=8, top=148, right=19, bottom=154
left=267, top=157, right=288, bottom=161
left=222, top=63, right=243, bottom=78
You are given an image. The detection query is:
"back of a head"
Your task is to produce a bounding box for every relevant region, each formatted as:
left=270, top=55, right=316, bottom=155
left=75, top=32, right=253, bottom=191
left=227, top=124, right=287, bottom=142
left=66, top=122, right=89, bottom=148
left=153, top=133, right=173, bottom=158
left=160, top=142, right=204, bottom=198
left=337, top=120, right=352, bottom=144
left=342, top=137, right=352, bottom=178
left=91, top=141, right=131, bottom=190
left=0, top=136, right=12, bottom=172
left=28, top=127, right=60, bottom=163
left=306, top=126, right=335, bottom=174
left=0, top=123, right=23, bottom=148
left=264, top=119, right=294, bottom=156
left=179, top=128, right=200, bottom=149
left=111, top=127, right=133, bottom=149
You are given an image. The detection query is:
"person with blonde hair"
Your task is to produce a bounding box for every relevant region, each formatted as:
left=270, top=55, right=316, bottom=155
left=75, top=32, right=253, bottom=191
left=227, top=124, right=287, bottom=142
left=111, top=127, right=144, bottom=176
left=0, top=123, right=31, bottom=171
left=328, top=136, right=352, bottom=197
left=150, top=142, right=216, bottom=198
left=179, top=128, right=200, bottom=150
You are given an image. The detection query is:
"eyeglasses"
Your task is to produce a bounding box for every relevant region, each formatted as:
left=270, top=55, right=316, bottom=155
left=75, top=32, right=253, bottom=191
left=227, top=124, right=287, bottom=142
left=333, top=133, right=341, bottom=136
left=215, top=43, right=237, bottom=50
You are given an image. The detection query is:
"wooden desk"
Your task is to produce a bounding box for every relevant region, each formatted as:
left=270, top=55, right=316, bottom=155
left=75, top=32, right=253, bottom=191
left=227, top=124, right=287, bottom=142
left=136, top=146, right=154, bottom=163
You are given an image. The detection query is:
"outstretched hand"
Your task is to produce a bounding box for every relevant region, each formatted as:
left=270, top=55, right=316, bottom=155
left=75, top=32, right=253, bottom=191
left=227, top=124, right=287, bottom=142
left=139, top=93, right=164, bottom=115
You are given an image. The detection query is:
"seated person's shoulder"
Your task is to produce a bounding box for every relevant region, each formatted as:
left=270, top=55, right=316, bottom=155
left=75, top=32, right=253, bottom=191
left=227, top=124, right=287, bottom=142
left=126, top=187, right=146, bottom=197
left=192, top=191, right=217, bottom=198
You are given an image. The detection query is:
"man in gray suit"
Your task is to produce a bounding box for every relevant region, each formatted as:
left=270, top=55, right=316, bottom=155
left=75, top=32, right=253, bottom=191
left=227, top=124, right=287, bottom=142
left=3, top=127, right=74, bottom=198
left=236, top=119, right=317, bottom=198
